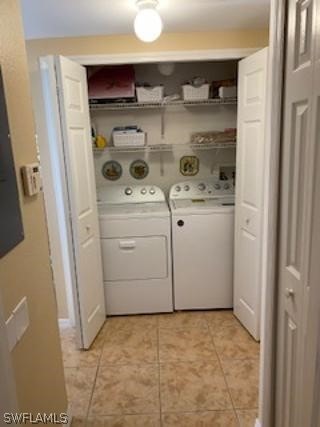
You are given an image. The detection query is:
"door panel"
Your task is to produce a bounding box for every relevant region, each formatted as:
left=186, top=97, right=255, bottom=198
left=101, top=236, right=168, bottom=281
left=238, top=230, right=257, bottom=312
left=234, top=48, right=268, bottom=340
left=286, top=101, right=309, bottom=278
left=55, top=56, right=106, bottom=349
left=294, top=0, right=313, bottom=68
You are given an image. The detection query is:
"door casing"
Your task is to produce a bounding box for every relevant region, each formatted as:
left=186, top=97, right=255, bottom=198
left=35, top=7, right=286, bottom=425
left=66, top=45, right=283, bottom=427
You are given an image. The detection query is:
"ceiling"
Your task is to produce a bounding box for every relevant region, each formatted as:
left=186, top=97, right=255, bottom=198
left=21, top=0, right=270, bottom=41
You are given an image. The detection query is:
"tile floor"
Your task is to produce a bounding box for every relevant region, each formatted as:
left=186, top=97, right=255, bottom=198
left=60, top=310, right=260, bottom=427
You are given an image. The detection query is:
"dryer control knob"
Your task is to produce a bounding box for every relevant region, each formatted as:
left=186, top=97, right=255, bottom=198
left=175, top=185, right=181, bottom=192
left=141, top=188, right=147, bottom=195
left=214, top=183, right=221, bottom=190
left=184, top=185, right=190, bottom=191
left=125, top=187, right=133, bottom=195
left=198, top=183, right=206, bottom=191
left=149, top=188, right=156, bottom=195
left=224, top=183, right=230, bottom=190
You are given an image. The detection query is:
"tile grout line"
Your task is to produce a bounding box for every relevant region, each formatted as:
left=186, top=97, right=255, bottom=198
left=66, top=313, right=258, bottom=425
left=85, top=325, right=108, bottom=424
left=205, top=316, right=241, bottom=426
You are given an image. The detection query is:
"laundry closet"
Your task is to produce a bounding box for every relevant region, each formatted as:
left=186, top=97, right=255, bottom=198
left=39, top=49, right=269, bottom=349
left=89, top=61, right=237, bottom=192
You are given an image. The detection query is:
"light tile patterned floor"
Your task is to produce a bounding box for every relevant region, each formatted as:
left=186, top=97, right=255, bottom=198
left=60, top=310, right=259, bottom=427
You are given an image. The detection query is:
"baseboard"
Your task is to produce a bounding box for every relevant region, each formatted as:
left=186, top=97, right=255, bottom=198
left=58, top=318, right=72, bottom=329
left=255, top=419, right=262, bottom=427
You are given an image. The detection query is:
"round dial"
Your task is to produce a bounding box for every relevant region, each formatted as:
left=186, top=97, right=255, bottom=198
left=141, top=188, right=147, bottom=195
left=175, top=185, right=181, bottom=192
left=124, top=187, right=133, bottom=195
left=214, top=183, right=221, bottom=190
left=149, top=187, right=156, bottom=195
left=184, top=185, right=190, bottom=191
left=224, top=183, right=230, bottom=190
left=198, top=183, right=206, bottom=191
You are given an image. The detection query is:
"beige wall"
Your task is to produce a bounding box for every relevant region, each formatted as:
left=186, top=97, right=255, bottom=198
left=0, top=0, right=67, bottom=415
left=27, top=29, right=269, bottom=60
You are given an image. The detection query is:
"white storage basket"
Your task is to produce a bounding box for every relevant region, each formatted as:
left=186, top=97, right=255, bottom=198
left=182, top=83, right=210, bottom=101
left=218, top=86, right=237, bottom=98
left=136, top=86, right=164, bottom=103
left=113, top=130, right=146, bottom=147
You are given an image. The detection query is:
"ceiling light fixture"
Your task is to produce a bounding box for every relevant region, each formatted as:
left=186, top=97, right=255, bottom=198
left=134, top=0, right=163, bottom=43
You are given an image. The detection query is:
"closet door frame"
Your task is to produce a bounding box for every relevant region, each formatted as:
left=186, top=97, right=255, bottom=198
left=259, top=1, right=287, bottom=426
left=35, top=9, right=284, bottom=426
left=70, top=46, right=282, bottom=426
left=68, top=45, right=284, bottom=427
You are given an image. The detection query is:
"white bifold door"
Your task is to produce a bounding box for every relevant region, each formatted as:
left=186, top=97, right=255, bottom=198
left=41, top=56, right=106, bottom=349
left=234, top=48, right=269, bottom=340
left=275, top=0, right=320, bottom=425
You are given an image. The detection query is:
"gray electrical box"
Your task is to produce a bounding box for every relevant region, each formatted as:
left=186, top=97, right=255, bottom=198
left=0, top=68, right=24, bottom=257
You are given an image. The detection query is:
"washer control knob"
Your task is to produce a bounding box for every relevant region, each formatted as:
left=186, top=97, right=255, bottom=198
left=125, top=187, right=133, bottom=195
left=175, top=185, right=181, bottom=192
left=177, top=220, right=184, bottom=227
left=214, top=183, right=221, bottom=190
left=149, top=187, right=156, bottom=195
left=141, top=188, right=147, bottom=195
left=198, top=183, right=206, bottom=191
left=184, top=185, right=190, bottom=191
left=224, top=183, right=230, bottom=190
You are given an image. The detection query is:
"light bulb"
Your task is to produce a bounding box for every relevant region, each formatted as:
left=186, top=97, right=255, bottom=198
left=158, top=62, right=175, bottom=76
left=134, top=8, right=163, bottom=43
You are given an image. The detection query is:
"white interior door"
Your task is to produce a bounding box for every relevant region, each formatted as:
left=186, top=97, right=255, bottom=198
left=234, top=48, right=268, bottom=340
left=55, top=56, right=106, bottom=349
left=275, top=0, right=320, bottom=425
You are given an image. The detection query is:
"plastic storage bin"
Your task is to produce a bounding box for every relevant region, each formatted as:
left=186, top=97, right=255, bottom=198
left=218, top=86, right=237, bottom=98
left=182, top=83, right=210, bottom=101
left=136, top=86, right=164, bottom=103
left=88, top=65, right=135, bottom=101
left=113, top=130, right=146, bottom=147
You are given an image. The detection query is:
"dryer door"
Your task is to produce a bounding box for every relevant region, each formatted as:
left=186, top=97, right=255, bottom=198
left=101, top=236, right=168, bottom=281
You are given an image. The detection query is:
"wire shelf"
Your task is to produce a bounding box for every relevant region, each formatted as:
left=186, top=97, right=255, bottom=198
left=92, top=141, right=236, bottom=154
left=89, top=97, right=237, bottom=112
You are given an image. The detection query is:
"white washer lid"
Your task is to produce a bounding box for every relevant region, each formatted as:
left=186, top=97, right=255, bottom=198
left=98, top=201, right=170, bottom=219
left=170, top=197, right=235, bottom=215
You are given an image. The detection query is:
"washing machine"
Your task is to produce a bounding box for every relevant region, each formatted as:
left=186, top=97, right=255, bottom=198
left=169, top=179, right=235, bottom=310
left=97, top=185, right=173, bottom=315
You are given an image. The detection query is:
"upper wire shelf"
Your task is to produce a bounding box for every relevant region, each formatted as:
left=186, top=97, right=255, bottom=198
left=89, top=97, right=237, bottom=112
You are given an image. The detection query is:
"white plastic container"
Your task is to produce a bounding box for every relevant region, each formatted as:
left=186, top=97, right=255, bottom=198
left=218, top=86, right=237, bottom=98
left=136, top=86, right=164, bottom=103
left=113, top=130, right=146, bottom=147
left=182, top=83, right=210, bottom=101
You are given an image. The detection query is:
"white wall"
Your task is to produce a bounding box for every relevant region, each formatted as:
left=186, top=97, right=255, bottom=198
left=91, top=61, right=237, bottom=193
left=94, top=146, right=236, bottom=194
